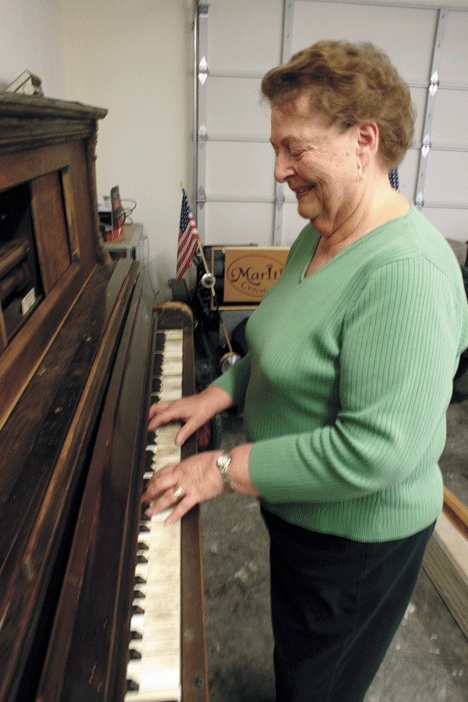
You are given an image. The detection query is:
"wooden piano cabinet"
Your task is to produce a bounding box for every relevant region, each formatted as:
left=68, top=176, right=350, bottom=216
left=0, top=95, right=208, bottom=702
left=0, top=94, right=107, bottom=428
left=30, top=170, right=72, bottom=293
left=0, top=259, right=139, bottom=702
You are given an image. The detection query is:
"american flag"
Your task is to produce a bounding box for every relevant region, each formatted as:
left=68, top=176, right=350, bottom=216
left=177, top=188, right=200, bottom=281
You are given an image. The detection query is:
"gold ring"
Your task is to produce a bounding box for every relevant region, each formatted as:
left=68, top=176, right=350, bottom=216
left=172, top=484, right=185, bottom=500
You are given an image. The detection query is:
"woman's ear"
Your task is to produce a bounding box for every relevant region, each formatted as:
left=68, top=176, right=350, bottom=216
left=356, top=122, right=380, bottom=163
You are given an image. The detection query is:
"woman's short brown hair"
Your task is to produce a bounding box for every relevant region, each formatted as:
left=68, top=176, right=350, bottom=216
left=261, top=40, right=415, bottom=169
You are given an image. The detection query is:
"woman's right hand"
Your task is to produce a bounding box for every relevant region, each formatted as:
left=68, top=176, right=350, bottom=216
left=148, top=384, right=235, bottom=447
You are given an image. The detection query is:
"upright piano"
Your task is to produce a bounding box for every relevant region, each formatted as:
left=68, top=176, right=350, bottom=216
left=0, top=93, right=208, bottom=702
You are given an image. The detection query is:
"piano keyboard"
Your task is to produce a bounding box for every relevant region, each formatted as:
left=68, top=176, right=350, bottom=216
left=126, top=329, right=184, bottom=702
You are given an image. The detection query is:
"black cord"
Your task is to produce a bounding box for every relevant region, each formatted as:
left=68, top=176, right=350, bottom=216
left=121, top=198, right=137, bottom=223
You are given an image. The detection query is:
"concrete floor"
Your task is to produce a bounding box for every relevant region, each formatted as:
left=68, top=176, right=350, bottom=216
left=200, top=396, right=468, bottom=701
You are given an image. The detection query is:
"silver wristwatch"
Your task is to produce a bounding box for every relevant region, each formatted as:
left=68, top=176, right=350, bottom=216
left=216, top=452, right=234, bottom=492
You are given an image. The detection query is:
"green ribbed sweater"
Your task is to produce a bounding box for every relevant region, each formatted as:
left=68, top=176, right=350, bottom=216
left=213, top=208, right=468, bottom=541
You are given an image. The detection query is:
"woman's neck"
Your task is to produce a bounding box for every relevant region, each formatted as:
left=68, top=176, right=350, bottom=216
left=306, top=185, right=410, bottom=275
left=316, top=182, right=409, bottom=253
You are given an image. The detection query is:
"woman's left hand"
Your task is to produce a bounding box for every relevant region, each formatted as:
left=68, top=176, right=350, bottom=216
left=141, top=444, right=258, bottom=524
left=142, top=450, right=224, bottom=524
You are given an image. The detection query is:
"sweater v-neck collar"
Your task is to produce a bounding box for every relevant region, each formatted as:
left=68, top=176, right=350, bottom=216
left=300, top=206, right=414, bottom=281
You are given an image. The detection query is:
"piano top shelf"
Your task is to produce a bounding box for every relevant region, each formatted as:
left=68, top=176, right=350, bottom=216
left=0, top=93, right=107, bottom=155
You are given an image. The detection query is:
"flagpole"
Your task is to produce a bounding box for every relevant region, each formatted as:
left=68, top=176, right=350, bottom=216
left=220, top=318, right=234, bottom=355
left=196, top=239, right=213, bottom=291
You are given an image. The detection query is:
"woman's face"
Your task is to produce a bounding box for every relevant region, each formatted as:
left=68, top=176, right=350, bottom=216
left=270, top=93, right=364, bottom=236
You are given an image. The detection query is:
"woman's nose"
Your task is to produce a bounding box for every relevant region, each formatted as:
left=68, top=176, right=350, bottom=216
left=274, top=150, right=295, bottom=183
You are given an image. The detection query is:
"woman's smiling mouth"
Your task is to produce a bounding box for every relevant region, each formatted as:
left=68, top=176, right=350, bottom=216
left=295, top=184, right=316, bottom=198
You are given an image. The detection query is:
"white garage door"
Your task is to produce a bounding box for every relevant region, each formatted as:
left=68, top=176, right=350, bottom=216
left=194, top=0, right=468, bottom=245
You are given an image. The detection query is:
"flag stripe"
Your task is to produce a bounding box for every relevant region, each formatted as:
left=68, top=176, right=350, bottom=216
left=176, top=189, right=200, bottom=281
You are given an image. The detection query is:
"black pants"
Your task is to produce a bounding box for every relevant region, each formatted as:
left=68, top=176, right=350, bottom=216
left=262, top=509, right=435, bottom=702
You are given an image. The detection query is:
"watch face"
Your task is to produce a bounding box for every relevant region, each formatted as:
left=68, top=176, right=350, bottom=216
left=217, top=453, right=231, bottom=470
left=217, top=453, right=233, bottom=491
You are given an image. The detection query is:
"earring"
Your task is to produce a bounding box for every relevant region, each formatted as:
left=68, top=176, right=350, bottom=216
left=358, top=163, right=364, bottom=181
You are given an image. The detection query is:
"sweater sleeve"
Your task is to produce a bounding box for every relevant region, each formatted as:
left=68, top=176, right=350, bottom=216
left=249, top=257, right=462, bottom=503
left=211, top=351, right=251, bottom=408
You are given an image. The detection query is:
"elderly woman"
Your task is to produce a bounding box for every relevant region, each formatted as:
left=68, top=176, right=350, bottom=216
left=143, top=41, right=468, bottom=701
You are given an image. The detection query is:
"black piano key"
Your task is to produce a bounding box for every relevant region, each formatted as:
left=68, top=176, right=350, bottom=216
left=135, top=575, right=146, bottom=585
left=132, top=604, right=145, bottom=615
left=154, top=333, right=166, bottom=352
left=133, top=590, right=145, bottom=600
left=152, top=353, right=163, bottom=376
left=137, top=541, right=149, bottom=551
left=136, top=555, right=148, bottom=564
left=145, top=452, right=155, bottom=469
left=151, top=377, right=162, bottom=393
left=130, top=630, right=143, bottom=640
left=139, top=522, right=150, bottom=531
left=127, top=679, right=139, bottom=692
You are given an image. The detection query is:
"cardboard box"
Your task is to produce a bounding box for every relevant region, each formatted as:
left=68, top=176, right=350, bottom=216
left=211, top=246, right=289, bottom=309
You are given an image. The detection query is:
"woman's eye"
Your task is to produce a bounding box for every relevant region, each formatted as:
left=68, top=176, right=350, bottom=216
left=289, top=147, right=305, bottom=158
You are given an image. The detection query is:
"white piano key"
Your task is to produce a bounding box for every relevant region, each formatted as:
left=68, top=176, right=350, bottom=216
left=154, top=425, right=180, bottom=447
left=128, top=644, right=179, bottom=672
left=130, top=639, right=179, bottom=657
left=157, top=376, right=182, bottom=389
left=127, top=659, right=180, bottom=687
left=125, top=691, right=181, bottom=702
left=126, top=656, right=181, bottom=701
left=130, top=620, right=179, bottom=644
left=160, top=370, right=182, bottom=380
left=134, top=595, right=180, bottom=617
left=155, top=389, right=182, bottom=402
left=133, top=581, right=180, bottom=599
left=125, top=690, right=181, bottom=702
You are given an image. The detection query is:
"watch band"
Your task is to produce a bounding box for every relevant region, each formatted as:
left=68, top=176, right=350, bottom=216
left=216, top=452, right=234, bottom=492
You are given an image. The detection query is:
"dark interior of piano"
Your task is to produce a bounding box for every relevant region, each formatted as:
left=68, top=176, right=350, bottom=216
left=0, top=93, right=207, bottom=702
